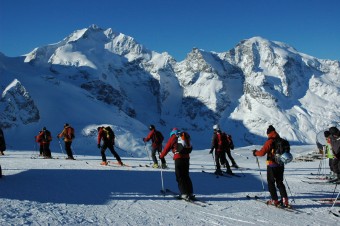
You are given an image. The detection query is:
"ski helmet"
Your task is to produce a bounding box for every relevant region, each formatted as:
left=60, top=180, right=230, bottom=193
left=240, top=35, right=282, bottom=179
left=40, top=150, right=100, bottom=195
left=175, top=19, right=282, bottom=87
left=149, top=125, right=155, bottom=130
left=279, top=152, right=293, bottom=164
left=213, top=124, right=220, bottom=131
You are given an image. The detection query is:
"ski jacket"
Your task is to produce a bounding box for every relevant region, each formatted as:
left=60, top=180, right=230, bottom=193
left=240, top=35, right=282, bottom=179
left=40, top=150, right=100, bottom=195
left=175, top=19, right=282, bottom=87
left=0, top=128, right=6, bottom=152
left=253, top=130, right=280, bottom=167
left=325, top=138, right=334, bottom=159
left=58, top=126, right=74, bottom=142
left=210, top=131, right=222, bottom=152
left=97, top=127, right=115, bottom=145
left=36, top=130, right=52, bottom=144
left=159, top=134, right=190, bottom=160
left=144, top=129, right=162, bottom=149
left=330, top=135, right=340, bottom=159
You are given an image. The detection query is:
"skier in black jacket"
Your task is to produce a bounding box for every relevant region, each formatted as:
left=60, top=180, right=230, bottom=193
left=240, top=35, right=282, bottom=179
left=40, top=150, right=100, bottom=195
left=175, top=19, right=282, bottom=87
left=329, top=126, right=340, bottom=184
left=0, top=128, right=6, bottom=155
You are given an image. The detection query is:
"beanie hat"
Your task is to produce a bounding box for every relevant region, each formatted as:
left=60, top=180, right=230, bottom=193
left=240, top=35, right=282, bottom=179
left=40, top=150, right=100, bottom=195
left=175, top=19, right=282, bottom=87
left=324, top=130, right=331, bottom=138
left=329, top=127, right=340, bottom=136
left=170, top=128, right=179, bottom=137
left=266, top=125, right=275, bottom=134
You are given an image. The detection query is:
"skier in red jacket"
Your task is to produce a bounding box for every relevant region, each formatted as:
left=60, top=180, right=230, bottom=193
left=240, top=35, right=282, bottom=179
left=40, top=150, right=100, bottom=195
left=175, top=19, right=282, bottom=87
left=253, top=125, right=289, bottom=207
left=143, top=125, right=167, bottom=168
left=159, top=128, right=194, bottom=201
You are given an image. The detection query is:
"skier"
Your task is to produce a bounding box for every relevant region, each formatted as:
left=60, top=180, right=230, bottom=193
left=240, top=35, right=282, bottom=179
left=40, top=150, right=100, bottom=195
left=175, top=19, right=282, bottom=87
left=97, top=126, right=123, bottom=166
left=0, top=127, right=6, bottom=156
left=36, top=127, right=52, bottom=158
left=35, top=130, right=44, bottom=156
left=143, top=124, right=167, bottom=168
left=328, top=126, right=340, bottom=184
left=209, top=125, right=233, bottom=175
left=324, top=130, right=335, bottom=179
left=252, top=125, right=289, bottom=207
left=0, top=127, right=4, bottom=177
left=57, top=123, right=75, bottom=160
left=159, top=128, right=194, bottom=201
left=223, top=129, right=238, bottom=168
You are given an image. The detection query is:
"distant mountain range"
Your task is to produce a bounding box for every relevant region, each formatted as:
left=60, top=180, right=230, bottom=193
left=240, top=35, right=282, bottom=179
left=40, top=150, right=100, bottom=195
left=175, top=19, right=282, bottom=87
left=1, top=24, right=339, bottom=152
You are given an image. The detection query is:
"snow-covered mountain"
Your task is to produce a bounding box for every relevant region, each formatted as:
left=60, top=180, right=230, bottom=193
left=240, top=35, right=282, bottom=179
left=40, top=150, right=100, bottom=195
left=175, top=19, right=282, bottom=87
left=0, top=25, right=339, bottom=153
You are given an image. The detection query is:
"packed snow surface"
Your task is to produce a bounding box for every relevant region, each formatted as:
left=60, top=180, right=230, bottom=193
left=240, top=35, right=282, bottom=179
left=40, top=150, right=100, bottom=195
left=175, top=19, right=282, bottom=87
left=0, top=145, right=339, bottom=225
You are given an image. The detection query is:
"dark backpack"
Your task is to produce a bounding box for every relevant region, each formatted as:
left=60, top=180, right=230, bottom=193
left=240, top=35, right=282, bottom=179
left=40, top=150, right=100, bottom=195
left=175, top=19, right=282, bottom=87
left=154, top=130, right=164, bottom=145
left=271, top=137, right=290, bottom=164
left=67, top=127, right=75, bottom=139
left=42, top=130, right=51, bottom=142
left=330, top=137, right=340, bottom=158
left=176, top=132, right=193, bottom=154
left=218, top=132, right=234, bottom=150
left=273, top=137, right=290, bottom=155
left=103, top=126, right=115, bottom=140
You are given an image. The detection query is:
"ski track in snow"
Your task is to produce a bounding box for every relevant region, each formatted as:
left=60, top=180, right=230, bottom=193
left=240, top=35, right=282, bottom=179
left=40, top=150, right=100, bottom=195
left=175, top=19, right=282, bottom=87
left=0, top=146, right=339, bottom=225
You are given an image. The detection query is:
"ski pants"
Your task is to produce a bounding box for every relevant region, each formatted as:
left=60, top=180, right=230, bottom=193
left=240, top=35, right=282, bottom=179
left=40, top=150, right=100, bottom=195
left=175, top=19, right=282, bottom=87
left=215, top=151, right=230, bottom=170
left=332, top=158, right=340, bottom=179
left=101, top=143, right=121, bottom=162
left=42, top=143, right=52, bottom=157
left=151, top=145, right=166, bottom=164
left=175, top=158, right=193, bottom=195
left=267, top=165, right=288, bottom=201
left=225, top=149, right=236, bottom=165
left=329, top=158, right=334, bottom=173
left=64, top=141, right=74, bottom=158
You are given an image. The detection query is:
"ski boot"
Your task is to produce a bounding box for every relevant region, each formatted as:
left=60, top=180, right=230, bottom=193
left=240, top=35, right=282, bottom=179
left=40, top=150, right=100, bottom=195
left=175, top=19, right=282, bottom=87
left=152, top=163, right=159, bottom=168
left=161, top=163, right=168, bottom=169
left=226, top=168, right=233, bottom=175
left=214, top=169, right=223, bottom=176
left=100, top=161, right=108, bottom=166
left=266, top=199, right=280, bottom=207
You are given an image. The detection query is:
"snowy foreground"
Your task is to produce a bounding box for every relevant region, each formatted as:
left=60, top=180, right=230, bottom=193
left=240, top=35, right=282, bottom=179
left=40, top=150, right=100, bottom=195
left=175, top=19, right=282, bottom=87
left=0, top=145, right=339, bottom=226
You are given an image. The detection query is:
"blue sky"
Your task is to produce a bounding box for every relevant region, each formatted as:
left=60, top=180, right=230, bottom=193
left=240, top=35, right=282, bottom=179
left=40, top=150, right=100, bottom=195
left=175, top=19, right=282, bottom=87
left=0, top=0, right=339, bottom=61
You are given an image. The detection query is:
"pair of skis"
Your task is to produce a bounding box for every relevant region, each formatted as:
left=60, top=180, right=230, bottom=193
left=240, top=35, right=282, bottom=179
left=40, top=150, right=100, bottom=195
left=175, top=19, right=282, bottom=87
left=301, top=179, right=338, bottom=185
left=202, top=170, right=242, bottom=178
left=160, top=188, right=210, bottom=207
left=312, top=198, right=340, bottom=205
left=246, top=195, right=304, bottom=214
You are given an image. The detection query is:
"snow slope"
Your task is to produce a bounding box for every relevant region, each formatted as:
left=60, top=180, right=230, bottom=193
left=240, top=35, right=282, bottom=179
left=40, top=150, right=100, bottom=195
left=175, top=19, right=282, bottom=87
left=0, top=145, right=339, bottom=225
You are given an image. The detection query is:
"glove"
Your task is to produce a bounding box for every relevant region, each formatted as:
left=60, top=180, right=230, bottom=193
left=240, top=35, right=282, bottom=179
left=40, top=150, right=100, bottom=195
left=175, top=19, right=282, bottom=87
left=97, top=144, right=101, bottom=149
left=143, top=138, right=146, bottom=142
left=209, top=149, right=213, bottom=154
left=252, top=149, right=257, bottom=156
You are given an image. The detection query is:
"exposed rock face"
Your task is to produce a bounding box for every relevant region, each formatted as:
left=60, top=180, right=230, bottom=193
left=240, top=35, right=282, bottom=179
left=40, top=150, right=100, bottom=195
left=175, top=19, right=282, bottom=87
left=0, top=79, right=40, bottom=128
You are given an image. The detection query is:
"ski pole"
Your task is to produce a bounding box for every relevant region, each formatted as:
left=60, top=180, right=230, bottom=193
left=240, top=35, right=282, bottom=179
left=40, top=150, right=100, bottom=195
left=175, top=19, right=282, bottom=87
left=57, top=138, right=64, bottom=154
left=331, top=183, right=338, bottom=201
left=211, top=152, right=216, bottom=170
left=284, top=177, right=295, bottom=204
left=144, top=142, right=152, bottom=165
left=160, top=165, right=165, bottom=192
left=330, top=184, right=339, bottom=212
left=71, top=145, right=76, bottom=157
left=256, top=156, right=267, bottom=200
left=210, top=151, right=220, bottom=177
left=32, top=136, right=38, bottom=159
left=232, top=151, right=249, bottom=159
